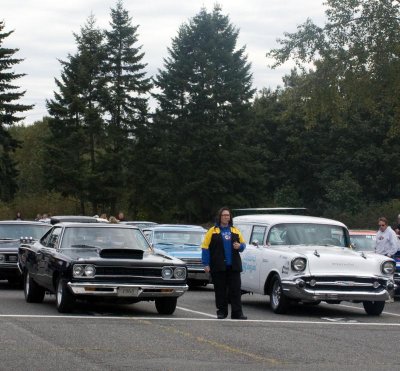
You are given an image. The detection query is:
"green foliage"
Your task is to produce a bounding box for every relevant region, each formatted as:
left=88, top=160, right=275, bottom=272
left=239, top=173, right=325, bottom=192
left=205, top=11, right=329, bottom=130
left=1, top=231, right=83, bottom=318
left=142, top=5, right=257, bottom=222
left=0, top=21, right=33, bottom=201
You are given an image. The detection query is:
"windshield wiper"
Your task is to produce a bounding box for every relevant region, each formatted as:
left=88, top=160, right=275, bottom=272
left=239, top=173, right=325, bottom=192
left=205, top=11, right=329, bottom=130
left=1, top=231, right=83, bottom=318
left=155, top=242, right=174, bottom=245
left=183, top=243, right=199, bottom=246
left=70, top=244, right=100, bottom=249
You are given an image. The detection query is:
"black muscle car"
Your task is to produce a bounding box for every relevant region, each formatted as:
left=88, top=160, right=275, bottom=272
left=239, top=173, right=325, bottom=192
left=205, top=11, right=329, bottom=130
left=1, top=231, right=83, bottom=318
left=0, top=221, right=51, bottom=286
left=18, top=223, right=188, bottom=313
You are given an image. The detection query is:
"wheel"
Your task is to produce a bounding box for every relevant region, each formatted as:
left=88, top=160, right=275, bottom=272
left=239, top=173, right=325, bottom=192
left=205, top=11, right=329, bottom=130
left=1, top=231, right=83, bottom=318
left=56, top=278, right=75, bottom=313
left=363, top=301, right=385, bottom=316
left=24, top=272, right=45, bottom=303
left=270, top=275, right=290, bottom=314
left=155, top=297, right=177, bottom=315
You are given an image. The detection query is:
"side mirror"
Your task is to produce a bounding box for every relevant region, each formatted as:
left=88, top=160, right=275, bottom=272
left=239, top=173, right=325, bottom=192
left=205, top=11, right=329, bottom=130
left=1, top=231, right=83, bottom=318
left=251, top=239, right=259, bottom=247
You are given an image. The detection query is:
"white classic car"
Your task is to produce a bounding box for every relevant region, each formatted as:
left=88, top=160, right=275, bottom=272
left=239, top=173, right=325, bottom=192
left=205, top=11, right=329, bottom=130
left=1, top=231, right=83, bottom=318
left=234, top=214, right=396, bottom=315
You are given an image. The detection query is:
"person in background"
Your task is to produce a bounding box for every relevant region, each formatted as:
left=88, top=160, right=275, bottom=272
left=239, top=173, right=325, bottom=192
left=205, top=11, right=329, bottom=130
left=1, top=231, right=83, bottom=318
left=34, top=213, right=42, bottom=221
left=14, top=212, right=23, bottom=220
left=100, top=213, right=108, bottom=220
left=375, top=217, right=399, bottom=258
left=109, top=216, right=119, bottom=224
left=393, top=214, right=400, bottom=237
left=117, top=212, right=126, bottom=222
left=201, top=207, right=247, bottom=320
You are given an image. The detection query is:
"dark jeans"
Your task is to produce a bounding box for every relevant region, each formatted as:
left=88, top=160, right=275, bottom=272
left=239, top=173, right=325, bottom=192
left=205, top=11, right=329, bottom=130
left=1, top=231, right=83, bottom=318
left=211, top=267, right=243, bottom=317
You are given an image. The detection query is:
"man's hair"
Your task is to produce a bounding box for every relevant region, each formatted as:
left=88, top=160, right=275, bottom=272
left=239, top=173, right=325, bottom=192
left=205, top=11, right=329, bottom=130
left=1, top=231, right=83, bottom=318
left=378, top=216, right=388, bottom=225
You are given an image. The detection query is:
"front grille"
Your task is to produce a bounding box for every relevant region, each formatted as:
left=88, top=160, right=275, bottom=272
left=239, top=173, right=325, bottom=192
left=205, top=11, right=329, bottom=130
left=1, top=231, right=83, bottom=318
left=6, top=254, right=18, bottom=263
left=181, top=258, right=202, bottom=267
left=305, top=276, right=387, bottom=292
left=94, top=266, right=162, bottom=277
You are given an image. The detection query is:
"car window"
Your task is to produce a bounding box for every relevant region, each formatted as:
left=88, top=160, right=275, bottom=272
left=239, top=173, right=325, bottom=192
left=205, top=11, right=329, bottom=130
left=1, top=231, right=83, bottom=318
left=351, top=234, right=376, bottom=251
left=267, top=223, right=347, bottom=247
left=46, top=227, right=62, bottom=249
left=60, top=227, right=150, bottom=251
left=153, top=231, right=205, bottom=245
left=250, top=226, right=267, bottom=245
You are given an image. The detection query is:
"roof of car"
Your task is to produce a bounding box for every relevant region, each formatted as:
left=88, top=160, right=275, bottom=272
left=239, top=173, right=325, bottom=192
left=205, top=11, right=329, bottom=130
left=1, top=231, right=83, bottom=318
left=0, top=220, right=49, bottom=225
left=52, top=222, right=140, bottom=229
left=233, top=214, right=346, bottom=227
left=50, top=215, right=99, bottom=225
left=147, top=224, right=206, bottom=231
left=349, top=230, right=376, bottom=235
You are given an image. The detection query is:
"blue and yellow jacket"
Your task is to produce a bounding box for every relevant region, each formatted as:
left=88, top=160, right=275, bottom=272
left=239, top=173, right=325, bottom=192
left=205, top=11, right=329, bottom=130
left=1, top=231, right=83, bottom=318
left=201, top=225, right=246, bottom=272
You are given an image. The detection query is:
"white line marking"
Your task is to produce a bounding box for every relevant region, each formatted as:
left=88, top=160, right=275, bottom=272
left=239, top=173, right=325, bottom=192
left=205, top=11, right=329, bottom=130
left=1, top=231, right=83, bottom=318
left=333, top=303, right=400, bottom=317
left=176, top=306, right=216, bottom=318
left=0, top=314, right=400, bottom=326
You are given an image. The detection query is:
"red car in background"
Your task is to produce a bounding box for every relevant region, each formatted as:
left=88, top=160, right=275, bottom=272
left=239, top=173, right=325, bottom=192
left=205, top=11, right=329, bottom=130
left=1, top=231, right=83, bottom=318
left=349, top=230, right=376, bottom=252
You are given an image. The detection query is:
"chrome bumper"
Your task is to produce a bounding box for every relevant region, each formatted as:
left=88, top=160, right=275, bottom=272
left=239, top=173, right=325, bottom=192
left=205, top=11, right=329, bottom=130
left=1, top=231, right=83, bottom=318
left=281, top=277, right=395, bottom=302
left=68, top=282, right=188, bottom=298
left=187, top=269, right=210, bottom=281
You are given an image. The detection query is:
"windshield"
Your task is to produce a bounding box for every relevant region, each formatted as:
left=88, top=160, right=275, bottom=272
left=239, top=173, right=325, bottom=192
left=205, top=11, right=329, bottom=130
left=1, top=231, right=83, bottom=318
left=0, top=224, right=51, bottom=240
left=153, top=230, right=205, bottom=245
left=61, top=227, right=150, bottom=251
left=267, top=223, right=348, bottom=247
left=350, top=234, right=376, bottom=251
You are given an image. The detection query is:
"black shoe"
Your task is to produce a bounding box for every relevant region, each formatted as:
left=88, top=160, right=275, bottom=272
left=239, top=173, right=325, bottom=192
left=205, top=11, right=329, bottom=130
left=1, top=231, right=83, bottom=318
left=231, top=314, right=247, bottom=320
left=217, top=312, right=228, bottom=319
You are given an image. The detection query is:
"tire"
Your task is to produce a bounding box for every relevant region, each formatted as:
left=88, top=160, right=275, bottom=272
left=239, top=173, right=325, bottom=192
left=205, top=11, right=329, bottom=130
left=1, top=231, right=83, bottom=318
left=24, top=272, right=45, bottom=303
left=56, top=278, right=75, bottom=313
left=155, top=297, right=177, bottom=315
left=363, top=301, right=385, bottom=316
left=270, top=275, right=290, bottom=314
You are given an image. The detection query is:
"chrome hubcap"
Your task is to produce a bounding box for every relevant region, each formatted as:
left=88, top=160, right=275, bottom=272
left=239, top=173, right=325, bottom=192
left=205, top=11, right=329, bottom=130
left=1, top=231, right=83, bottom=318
left=57, top=281, right=62, bottom=305
left=272, top=281, right=281, bottom=306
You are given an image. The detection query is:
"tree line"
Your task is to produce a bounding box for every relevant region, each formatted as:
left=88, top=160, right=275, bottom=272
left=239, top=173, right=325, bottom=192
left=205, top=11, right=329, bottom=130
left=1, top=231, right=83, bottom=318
left=1, top=0, right=400, bottom=227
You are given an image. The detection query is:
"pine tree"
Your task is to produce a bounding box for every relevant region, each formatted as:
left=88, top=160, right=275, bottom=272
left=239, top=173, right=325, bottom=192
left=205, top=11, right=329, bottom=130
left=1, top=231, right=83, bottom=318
left=45, top=16, right=107, bottom=213
left=142, top=5, right=256, bottom=221
left=0, top=21, right=33, bottom=201
left=103, top=0, right=152, bottom=215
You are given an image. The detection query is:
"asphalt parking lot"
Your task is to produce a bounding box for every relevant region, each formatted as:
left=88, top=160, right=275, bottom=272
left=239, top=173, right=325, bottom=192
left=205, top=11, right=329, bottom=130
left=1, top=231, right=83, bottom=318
left=1, top=281, right=400, bottom=370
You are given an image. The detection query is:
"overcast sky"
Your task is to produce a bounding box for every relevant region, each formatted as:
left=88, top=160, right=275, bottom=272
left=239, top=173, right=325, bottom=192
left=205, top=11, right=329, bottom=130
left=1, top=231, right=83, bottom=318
left=1, top=0, right=327, bottom=124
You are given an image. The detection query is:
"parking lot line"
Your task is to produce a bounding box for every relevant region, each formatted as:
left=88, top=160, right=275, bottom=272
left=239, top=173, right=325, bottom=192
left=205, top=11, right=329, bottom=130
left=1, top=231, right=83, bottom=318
left=334, top=303, right=400, bottom=317
left=176, top=305, right=216, bottom=318
left=0, top=314, right=400, bottom=326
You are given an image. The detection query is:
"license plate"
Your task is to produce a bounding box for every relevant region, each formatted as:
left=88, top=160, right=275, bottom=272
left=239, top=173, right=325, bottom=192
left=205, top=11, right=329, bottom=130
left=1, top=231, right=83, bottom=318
left=117, top=287, right=138, bottom=297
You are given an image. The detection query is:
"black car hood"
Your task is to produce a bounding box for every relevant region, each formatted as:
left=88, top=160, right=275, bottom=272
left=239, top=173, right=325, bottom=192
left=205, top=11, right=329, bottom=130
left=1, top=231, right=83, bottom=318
left=60, top=247, right=177, bottom=263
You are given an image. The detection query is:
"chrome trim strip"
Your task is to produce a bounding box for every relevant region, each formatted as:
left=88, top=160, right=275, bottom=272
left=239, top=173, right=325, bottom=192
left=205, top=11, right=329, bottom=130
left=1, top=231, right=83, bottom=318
left=68, top=282, right=188, bottom=297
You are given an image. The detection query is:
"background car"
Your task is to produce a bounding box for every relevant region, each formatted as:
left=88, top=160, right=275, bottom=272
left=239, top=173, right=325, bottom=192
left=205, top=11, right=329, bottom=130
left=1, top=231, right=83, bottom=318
left=120, top=221, right=158, bottom=229
left=234, top=214, right=396, bottom=315
left=0, top=221, right=51, bottom=286
left=349, top=230, right=376, bottom=252
left=144, top=224, right=209, bottom=288
left=18, top=223, right=188, bottom=313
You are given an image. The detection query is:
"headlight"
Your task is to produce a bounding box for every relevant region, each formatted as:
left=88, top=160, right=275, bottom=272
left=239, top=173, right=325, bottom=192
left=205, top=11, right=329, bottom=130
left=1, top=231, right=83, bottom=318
left=0, top=254, right=5, bottom=262
left=291, top=257, right=307, bottom=272
left=84, top=265, right=96, bottom=277
left=174, top=267, right=186, bottom=279
left=73, top=265, right=84, bottom=277
left=162, top=267, right=174, bottom=279
left=381, top=261, right=395, bottom=275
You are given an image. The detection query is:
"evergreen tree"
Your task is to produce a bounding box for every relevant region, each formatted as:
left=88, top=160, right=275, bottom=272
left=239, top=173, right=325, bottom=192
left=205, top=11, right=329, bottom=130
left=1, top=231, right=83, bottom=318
left=45, top=16, right=107, bottom=214
left=103, top=0, right=152, bottom=215
left=0, top=21, right=33, bottom=201
left=142, top=5, right=256, bottom=222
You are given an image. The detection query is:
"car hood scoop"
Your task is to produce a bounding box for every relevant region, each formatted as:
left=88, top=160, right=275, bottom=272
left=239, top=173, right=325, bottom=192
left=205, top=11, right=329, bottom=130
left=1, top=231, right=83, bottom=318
left=99, top=248, right=144, bottom=260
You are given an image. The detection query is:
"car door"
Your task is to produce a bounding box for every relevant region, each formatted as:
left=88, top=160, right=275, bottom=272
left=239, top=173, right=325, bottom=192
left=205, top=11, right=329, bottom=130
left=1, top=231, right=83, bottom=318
left=240, top=225, right=267, bottom=293
left=36, top=226, right=62, bottom=288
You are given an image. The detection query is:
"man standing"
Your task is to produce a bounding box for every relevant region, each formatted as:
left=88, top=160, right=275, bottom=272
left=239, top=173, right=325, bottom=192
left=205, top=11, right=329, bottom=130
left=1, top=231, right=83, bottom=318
left=201, top=207, right=247, bottom=320
left=376, top=217, right=399, bottom=258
